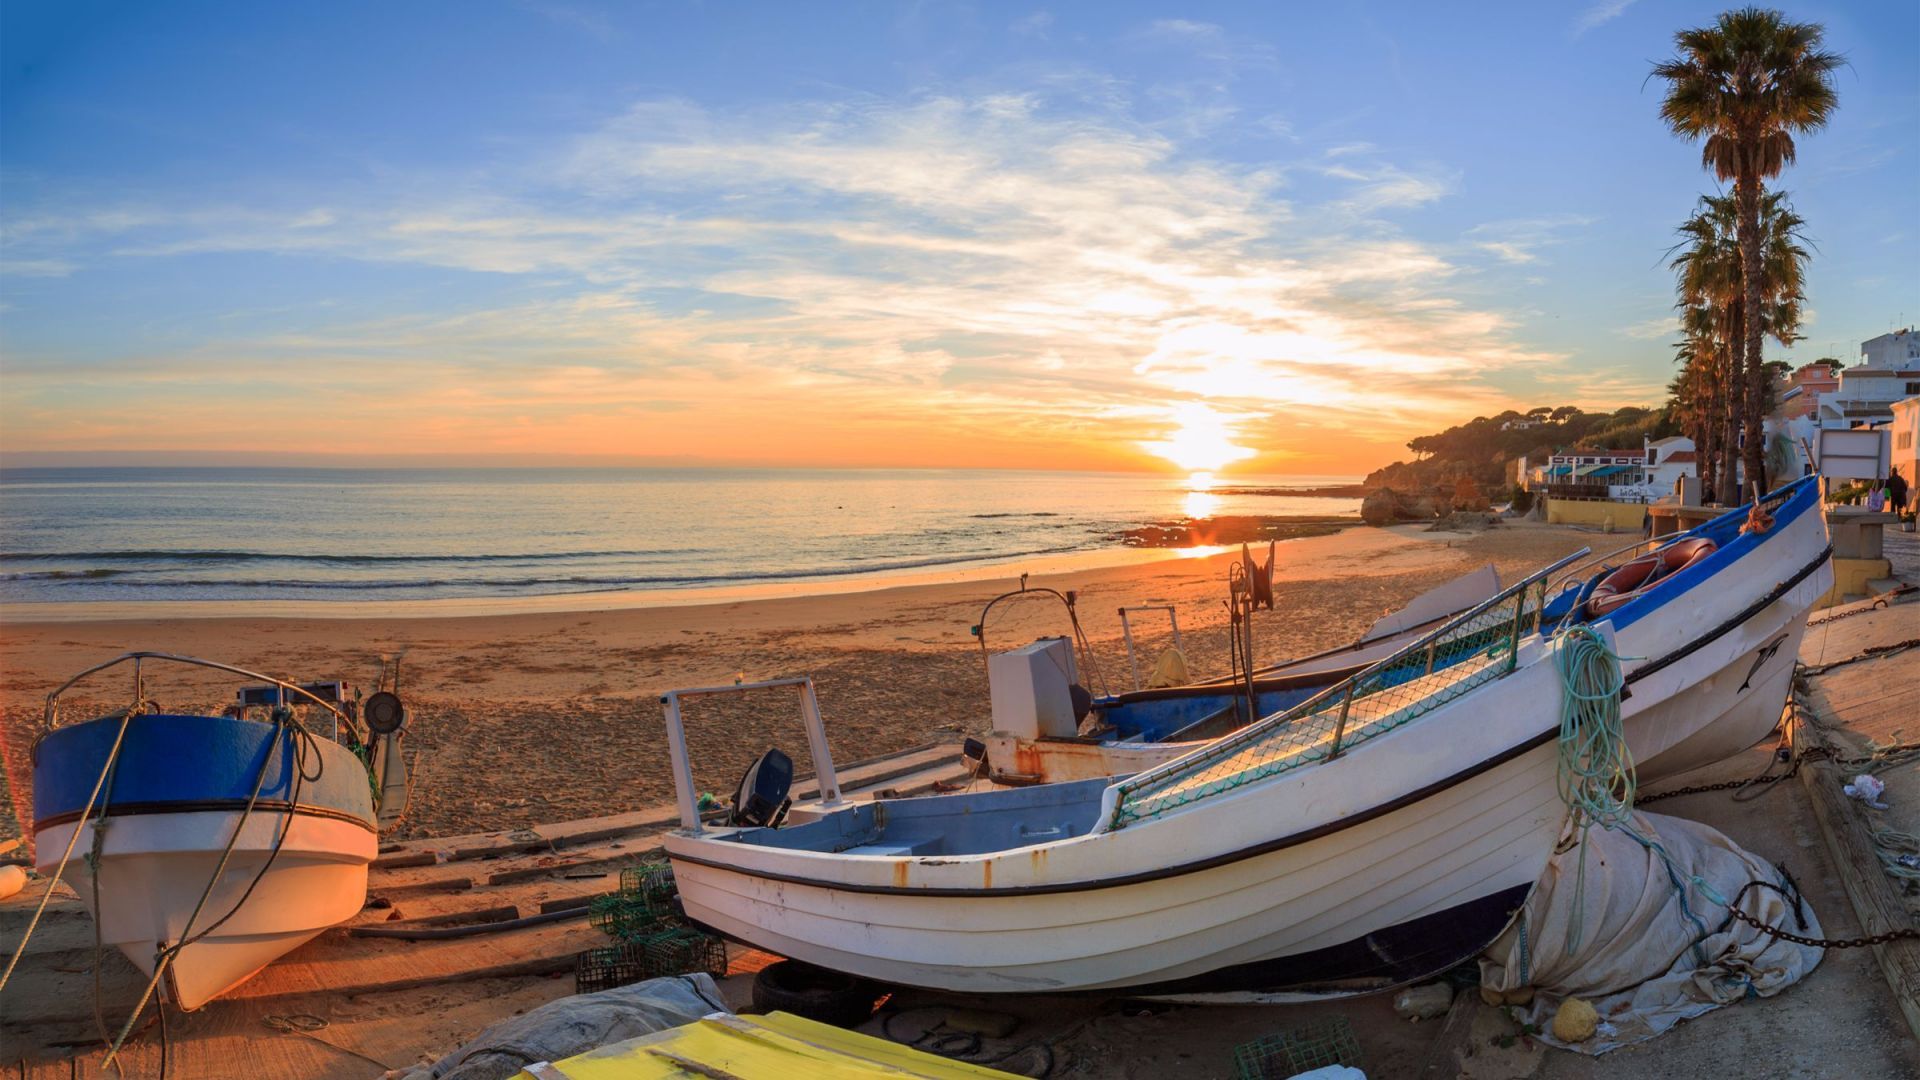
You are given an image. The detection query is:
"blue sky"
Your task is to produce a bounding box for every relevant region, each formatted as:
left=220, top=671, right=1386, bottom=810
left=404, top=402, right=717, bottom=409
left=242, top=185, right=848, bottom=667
left=2, top=1, right=1914, bottom=472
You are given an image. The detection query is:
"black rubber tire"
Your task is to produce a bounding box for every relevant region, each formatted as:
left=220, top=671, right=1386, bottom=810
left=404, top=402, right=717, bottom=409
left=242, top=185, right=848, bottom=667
left=751, top=960, right=881, bottom=1027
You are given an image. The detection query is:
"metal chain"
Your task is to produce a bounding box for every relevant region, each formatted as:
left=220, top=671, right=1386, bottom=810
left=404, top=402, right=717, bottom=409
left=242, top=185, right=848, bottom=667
left=1720, top=902, right=1920, bottom=949
left=1803, top=589, right=1911, bottom=626
left=1638, top=746, right=1828, bottom=805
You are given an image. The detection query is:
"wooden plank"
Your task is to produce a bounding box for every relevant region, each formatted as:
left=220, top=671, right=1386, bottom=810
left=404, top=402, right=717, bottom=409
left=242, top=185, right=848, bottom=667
left=1794, top=709, right=1920, bottom=1042
left=377, top=904, right=520, bottom=928
left=222, top=918, right=602, bottom=1005
left=370, top=850, right=437, bottom=870
left=1417, top=988, right=1484, bottom=1078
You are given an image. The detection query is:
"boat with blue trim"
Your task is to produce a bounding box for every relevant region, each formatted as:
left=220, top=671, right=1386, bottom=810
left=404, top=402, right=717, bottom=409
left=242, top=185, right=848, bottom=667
left=976, top=476, right=1830, bottom=787
left=27, top=653, right=411, bottom=1010
left=654, top=476, right=1829, bottom=998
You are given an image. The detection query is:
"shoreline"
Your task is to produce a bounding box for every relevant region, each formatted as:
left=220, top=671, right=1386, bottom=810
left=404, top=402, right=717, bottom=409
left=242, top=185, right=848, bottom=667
left=0, top=520, right=1595, bottom=845
left=0, top=517, right=1355, bottom=623
left=0, top=538, right=1240, bottom=623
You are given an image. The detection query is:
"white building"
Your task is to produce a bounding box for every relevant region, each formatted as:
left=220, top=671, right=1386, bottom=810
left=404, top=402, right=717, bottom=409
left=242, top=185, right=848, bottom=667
left=1636, top=436, right=1698, bottom=498
left=1819, top=329, right=1920, bottom=428
left=1892, top=396, right=1920, bottom=495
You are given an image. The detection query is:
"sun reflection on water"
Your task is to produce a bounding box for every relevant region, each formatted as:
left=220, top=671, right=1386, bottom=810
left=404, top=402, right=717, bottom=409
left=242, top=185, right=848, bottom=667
left=1183, top=470, right=1221, bottom=520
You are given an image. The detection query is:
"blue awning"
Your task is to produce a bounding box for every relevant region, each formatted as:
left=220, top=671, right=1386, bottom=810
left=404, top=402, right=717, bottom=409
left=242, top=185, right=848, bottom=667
left=1591, top=464, right=1634, bottom=477
left=1546, top=465, right=1572, bottom=477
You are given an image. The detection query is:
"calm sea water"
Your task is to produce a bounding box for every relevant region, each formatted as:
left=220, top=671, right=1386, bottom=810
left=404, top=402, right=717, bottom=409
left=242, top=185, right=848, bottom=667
left=0, top=468, right=1361, bottom=603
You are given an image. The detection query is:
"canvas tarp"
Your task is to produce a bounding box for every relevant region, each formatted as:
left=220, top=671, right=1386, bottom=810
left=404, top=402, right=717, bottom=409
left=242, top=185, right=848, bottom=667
left=396, top=974, right=729, bottom=1080
left=1479, top=810, right=1823, bottom=1053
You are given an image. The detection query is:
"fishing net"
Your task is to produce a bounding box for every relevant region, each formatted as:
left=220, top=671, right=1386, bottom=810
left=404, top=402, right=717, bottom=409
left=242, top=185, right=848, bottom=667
left=587, top=861, right=682, bottom=941
left=1231, top=1016, right=1363, bottom=1078
left=574, top=929, right=729, bottom=994
left=1109, top=575, right=1552, bottom=829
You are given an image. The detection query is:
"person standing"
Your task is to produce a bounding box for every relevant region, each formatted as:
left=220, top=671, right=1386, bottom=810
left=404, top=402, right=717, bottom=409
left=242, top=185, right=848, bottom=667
left=1889, top=468, right=1910, bottom=516
left=1866, top=482, right=1886, bottom=513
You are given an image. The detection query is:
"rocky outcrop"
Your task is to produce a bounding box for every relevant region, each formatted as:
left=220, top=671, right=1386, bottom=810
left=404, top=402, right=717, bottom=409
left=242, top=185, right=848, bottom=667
left=1361, top=487, right=1442, bottom=527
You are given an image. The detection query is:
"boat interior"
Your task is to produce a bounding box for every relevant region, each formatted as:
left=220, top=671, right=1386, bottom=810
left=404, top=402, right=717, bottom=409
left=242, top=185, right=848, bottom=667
left=717, top=774, right=1112, bottom=857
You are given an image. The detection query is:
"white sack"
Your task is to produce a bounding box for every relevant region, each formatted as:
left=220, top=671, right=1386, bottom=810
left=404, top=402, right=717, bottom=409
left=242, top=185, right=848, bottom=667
left=1478, top=810, right=1822, bottom=1053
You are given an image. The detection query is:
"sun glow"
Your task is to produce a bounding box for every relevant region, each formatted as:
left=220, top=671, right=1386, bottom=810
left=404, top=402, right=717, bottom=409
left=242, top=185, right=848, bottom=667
left=1183, top=470, right=1222, bottom=519
left=1140, top=402, right=1255, bottom=475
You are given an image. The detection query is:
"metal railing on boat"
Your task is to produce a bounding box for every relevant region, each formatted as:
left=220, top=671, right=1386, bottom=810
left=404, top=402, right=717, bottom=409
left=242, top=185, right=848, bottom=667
left=660, top=676, right=844, bottom=834
left=1098, top=547, right=1591, bottom=831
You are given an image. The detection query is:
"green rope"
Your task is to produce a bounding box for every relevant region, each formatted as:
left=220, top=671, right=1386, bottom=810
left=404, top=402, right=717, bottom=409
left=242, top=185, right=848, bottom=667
left=1552, top=624, right=1631, bottom=953
left=1554, top=625, right=1634, bottom=826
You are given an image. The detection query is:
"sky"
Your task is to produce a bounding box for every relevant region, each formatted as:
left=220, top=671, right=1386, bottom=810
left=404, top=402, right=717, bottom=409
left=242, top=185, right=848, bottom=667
left=1, top=1, right=1915, bottom=476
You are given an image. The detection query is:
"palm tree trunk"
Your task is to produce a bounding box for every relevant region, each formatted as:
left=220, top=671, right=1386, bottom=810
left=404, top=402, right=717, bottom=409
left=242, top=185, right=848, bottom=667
left=1720, top=304, right=1744, bottom=505
left=1737, top=169, right=1766, bottom=504
left=1701, top=344, right=1722, bottom=500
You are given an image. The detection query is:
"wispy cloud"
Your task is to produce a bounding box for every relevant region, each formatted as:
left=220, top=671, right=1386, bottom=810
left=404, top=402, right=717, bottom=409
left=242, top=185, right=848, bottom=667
left=1464, top=216, right=1595, bottom=265
left=3, top=91, right=1567, bottom=469
left=1619, top=315, right=1679, bottom=341
left=1010, top=11, right=1053, bottom=39
left=1573, top=0, right=1638, bottom=36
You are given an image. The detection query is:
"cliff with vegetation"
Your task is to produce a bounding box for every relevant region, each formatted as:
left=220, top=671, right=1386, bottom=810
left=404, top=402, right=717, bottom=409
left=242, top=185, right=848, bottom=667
left=1363, top=405, right=1678, bottom=495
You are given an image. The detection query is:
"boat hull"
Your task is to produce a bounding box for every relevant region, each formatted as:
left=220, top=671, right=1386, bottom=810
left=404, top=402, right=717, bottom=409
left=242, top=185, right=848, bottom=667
left=667, top=637, right=1573, bottom=997
left=993, top=479, right=1831, bottom=787
left=32, top=714, right=376, bottom=1010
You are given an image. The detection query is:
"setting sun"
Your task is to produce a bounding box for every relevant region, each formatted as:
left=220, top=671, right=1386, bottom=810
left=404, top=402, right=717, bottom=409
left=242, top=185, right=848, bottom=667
left=1139, top=403, right=1257, bottom=475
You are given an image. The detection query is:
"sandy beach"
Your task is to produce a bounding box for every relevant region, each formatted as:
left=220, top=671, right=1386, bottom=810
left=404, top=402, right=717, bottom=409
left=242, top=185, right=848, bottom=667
left=0, top=521, right=1597, bottom=847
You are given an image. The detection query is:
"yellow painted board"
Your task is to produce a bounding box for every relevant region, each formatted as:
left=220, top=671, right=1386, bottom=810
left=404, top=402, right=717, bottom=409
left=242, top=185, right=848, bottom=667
left=511, top=1011, right=1023, bottom=1079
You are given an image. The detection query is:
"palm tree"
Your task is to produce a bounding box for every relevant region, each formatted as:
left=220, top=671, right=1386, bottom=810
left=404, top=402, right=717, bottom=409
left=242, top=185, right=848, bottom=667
left=1655, top=7, right=1840, bottom=498
left=1667, top=191, right=1811, bottom=500
left=1669, top=197, right=1744, bottom=502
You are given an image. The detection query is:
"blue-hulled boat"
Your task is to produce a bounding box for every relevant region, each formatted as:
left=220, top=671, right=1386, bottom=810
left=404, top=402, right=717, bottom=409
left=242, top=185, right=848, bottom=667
left=28, top=653, right=409, bottom=1010
left=974, top=565, right=1504, bottom=784
left=979, top=476, right=1831, bottom=787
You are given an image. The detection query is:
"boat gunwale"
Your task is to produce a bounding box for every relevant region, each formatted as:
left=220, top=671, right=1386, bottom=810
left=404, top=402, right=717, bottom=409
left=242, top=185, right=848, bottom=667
left=667, top=723, right=1563, bottom=898
left=670, top=526, right=1834, bottom=899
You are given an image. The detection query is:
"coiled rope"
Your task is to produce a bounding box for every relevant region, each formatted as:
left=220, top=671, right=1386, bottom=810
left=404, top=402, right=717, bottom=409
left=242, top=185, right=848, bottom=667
left=1551, top=624, right=1632, bottom=952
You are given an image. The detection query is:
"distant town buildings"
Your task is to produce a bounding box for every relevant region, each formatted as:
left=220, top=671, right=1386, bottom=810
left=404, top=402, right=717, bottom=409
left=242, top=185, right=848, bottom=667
left=1815, top=329, right=1920, bottom=428
left=1774, top=361, right=1841, bottom=420
left=1522, top=441, right=1695, bottom=501
left=1764, top=329, right=1920, bottom=480
left=1892, top=397, right=1919, bottom=492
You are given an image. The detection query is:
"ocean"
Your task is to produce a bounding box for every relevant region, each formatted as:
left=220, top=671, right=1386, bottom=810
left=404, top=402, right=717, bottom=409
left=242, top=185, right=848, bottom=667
left=0, top=467, right=1361, bottom=604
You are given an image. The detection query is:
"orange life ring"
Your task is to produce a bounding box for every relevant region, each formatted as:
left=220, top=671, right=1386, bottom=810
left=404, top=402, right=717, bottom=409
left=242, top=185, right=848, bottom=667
left=1585, top=537, right=1717, bottom=618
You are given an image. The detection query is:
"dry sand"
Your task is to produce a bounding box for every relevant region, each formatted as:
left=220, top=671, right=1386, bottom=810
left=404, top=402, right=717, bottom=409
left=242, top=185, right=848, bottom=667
left=0, top=521, right=1598, bottom=846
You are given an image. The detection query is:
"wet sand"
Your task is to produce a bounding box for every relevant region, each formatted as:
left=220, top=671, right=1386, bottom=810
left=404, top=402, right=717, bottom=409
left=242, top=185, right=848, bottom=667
left=0, top=521, right=1597, bottom=845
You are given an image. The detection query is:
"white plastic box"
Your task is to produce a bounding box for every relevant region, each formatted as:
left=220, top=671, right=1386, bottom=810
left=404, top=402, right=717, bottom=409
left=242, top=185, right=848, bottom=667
left=988, top=637, right=1079, bottom=739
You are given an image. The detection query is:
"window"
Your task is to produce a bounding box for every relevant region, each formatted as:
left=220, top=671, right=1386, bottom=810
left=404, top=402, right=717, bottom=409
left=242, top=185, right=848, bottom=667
left=1906, top=382, right=1920, bottom=394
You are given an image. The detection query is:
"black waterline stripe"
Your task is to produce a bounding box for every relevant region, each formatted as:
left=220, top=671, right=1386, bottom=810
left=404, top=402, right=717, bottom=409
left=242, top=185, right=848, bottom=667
left=34, top=799, right=376, bottom=834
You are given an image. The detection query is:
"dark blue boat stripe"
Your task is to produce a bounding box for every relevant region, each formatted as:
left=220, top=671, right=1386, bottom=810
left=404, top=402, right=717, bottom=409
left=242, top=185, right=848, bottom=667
left=32, top=713, right=376, bottom=831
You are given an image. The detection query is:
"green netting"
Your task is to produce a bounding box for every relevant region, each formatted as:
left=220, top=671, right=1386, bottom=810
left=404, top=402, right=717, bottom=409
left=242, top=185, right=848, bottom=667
left=574, top=927, right=728, bottom=993
left=588, top=861, right=682, bottom=941
left=1231, top=1016, right=1363, bottom=1079
left=1109, top=575, right=1549, bottom=829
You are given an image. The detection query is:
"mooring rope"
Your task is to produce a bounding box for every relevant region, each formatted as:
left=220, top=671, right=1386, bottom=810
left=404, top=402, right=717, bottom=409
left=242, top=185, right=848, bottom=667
left=1551, top=624, right=1633, bottom=952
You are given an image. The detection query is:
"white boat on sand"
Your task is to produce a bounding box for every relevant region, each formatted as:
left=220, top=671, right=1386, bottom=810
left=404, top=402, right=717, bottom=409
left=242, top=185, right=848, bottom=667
left=660, top=551, right=1604, bottom=998
left=21, top=653, right=411, bottom=1012
left=980, top=476, right=1830, bottom=787
left=655, top=476, right=1829, bottom=998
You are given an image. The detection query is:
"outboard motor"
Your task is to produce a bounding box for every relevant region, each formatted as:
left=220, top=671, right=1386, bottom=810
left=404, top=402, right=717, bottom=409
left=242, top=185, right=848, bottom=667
left=732, top=747, right=794, bottom=828
left=363, top=690, right=411, bottom=829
